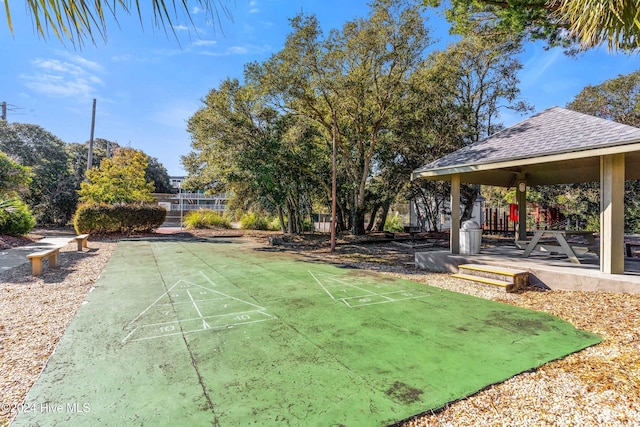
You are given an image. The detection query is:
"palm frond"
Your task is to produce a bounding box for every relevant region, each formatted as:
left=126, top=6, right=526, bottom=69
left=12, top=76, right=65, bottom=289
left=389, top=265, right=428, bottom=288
left=559, top=0, right=640, bottom=51
left=6, top=0, right=233, bottom=47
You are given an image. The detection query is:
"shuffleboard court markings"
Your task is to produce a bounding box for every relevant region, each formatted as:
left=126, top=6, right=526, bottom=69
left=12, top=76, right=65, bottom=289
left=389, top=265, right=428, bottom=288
left=309, top=270, right=431, bottom=307
left=123, top=276, right=275, bottom=342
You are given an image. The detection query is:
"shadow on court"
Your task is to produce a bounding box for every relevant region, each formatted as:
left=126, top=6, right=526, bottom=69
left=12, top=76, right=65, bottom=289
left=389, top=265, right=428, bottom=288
left=11, top=239, right=601, bottom=426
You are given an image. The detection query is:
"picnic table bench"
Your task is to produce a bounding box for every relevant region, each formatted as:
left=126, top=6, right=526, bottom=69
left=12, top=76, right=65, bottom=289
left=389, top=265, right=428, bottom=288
left=519, top=230, right=598, bottom=264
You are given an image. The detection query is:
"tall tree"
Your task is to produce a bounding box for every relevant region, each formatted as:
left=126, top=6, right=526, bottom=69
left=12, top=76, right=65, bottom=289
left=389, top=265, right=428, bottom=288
left=78, top=147, right=155, bottom=204
left=567, top=70, right=640, bottom=127
left=145, top=156, right=174, bottom=194
left=567, top=69, right=640, bottom=232
left=398, top=34, right=531, bottom=226
left=426, top=35, right=531, bottom=144
left=4, top=0, right=233, bottom=46
left=0, top=151, right=31, bottom=198
left=68, top=139, right=173, bottom=193
left=256, top=0, right=432, bottom=234
left=184, top=78, right=328, bottom=234
left=0, top=122, right=74, bottom=224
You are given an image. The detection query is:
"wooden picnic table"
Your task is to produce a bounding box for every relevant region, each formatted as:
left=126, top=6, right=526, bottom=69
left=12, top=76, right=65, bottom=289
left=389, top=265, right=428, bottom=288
left=522, top=230, right=598, bottom=264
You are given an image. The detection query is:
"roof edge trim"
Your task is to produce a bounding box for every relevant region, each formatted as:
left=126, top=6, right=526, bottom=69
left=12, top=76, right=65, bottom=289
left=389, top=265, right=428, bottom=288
left=412, top=139, right=640, bottom=180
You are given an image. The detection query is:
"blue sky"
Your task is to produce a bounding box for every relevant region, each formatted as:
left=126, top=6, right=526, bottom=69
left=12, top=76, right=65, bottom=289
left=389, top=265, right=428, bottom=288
left=1, top=1, right=638, bottom=176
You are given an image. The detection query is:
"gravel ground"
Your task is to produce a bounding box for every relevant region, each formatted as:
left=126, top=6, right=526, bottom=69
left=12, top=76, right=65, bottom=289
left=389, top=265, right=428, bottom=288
left=1, top=232, right=639, bottom=426
left=0, top=240, right=116, bottom=426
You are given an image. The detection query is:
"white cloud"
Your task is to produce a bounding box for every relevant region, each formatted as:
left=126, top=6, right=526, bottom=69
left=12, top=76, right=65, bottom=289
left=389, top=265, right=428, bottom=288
left=520, top=46, right=563, bottom=88
left=33, top=59, right=76, bottom=74
left=192, top=39, right=217, bottom=47
left=21, top=73, right=97, bottom=98
left=173, top=24, right=189, bottom=31
left=228, top=46, right=249, bottom=54
left=198, top=43, right=271, bottom=57
left=247, top=1, right=259, bottom=15
left=67, top=54, right=103, bottom=72
left=19, top=55, right=104, bottom=99
left=112, top=54, right=133, bottom=62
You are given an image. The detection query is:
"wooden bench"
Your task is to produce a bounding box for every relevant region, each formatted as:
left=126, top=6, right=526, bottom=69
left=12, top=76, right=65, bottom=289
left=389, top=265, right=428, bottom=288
left=27, top=247, right=61, bottom=276
left=74, top=234, right=90, bottom=251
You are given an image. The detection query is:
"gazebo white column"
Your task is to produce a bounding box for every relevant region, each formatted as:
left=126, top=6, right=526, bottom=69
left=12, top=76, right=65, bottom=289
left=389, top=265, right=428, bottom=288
left=450, top=174, right=460, bottom=254
left=600, top=153, right=625, bottom=274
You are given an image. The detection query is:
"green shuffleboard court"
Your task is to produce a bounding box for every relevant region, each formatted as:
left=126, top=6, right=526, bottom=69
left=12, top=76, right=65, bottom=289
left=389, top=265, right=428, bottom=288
left=12, top=239, right=601, bottom=426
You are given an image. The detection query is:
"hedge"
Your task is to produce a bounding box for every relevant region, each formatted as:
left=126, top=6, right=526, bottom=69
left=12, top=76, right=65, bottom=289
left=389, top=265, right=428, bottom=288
left=73, top=203, right=167, bottom=234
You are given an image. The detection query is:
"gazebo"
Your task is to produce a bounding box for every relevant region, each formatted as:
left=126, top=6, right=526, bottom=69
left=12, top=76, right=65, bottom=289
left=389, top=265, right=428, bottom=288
left=412, top=106, right=640, bottom=275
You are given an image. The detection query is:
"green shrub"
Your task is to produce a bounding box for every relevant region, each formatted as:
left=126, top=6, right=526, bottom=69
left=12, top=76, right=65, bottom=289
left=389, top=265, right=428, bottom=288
left=183, top=209, right=231, bottom=229
left=0, top=199, right=35, bottom=236
left=269, top=217, right=280, bottom=231
left=73, top=203, right=166, bottom=234
left=301, top=217, right=313, bottom=232
left=585, top=215, right=600, bottom=233
left=239, top=212, right=269, bottom=230
left=383, top=212, right=404, bottom=233
left=269, top=216, right=314, bottom=232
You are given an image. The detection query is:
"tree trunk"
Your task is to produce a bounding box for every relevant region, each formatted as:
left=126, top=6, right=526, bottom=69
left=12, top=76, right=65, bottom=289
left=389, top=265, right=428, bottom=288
left=461, top=185, right=479, bottom=221
left=336, top=204, right=346, bottom=233
left=367, top=203, right=381, bottom=232
left=287, top=201, right=294, bottom=234
left=352, top=206, right=366, bottom=235
left=277, top=206, right=286, bottom=234
left=350, top=188, right=366, bottom=235
left=374, top=202, right=390, bottom=232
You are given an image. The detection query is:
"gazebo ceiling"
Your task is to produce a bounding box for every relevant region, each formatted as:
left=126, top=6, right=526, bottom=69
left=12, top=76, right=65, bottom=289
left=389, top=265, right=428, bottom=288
left=412, top=107, right=640, bottom=187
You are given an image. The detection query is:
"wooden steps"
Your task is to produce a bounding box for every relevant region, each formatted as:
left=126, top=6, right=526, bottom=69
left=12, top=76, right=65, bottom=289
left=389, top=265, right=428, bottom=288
left=452, top=264, right=529, bottom=293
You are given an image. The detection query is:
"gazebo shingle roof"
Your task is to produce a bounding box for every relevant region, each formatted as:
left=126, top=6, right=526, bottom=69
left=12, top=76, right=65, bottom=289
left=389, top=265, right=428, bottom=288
left=414, top=106, right=640, bottom=173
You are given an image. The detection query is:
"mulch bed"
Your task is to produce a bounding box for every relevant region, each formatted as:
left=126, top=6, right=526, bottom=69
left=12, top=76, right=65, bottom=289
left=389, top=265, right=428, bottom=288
left=0, top=234, right=43, bottom=250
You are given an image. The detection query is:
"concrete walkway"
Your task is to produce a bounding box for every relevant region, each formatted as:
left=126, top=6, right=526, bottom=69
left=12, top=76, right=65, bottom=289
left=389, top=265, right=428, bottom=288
left=0, top=230, right=77, bottom=275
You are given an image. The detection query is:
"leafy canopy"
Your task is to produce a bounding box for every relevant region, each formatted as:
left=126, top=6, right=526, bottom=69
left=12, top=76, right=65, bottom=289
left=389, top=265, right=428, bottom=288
left=425, top=0, right=640, bottom=52
left=566, top=69, right=640, bottom=232
left=78, top=148, right=156, bottom=204
left=0, top=121, right=74, bottom=224
left=185, top=0, right=531, bottom=234
left=0, top=151, right=35, bottom=236
left=0, top=151, right=32, bottom=197
left=253, top=0, right=433, bottom=234
left=567, top=70, right=640, bottom=127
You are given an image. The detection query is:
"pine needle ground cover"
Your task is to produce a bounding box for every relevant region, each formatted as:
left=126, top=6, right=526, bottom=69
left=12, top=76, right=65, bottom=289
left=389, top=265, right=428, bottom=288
left=12, top=239, right=601, bottom=426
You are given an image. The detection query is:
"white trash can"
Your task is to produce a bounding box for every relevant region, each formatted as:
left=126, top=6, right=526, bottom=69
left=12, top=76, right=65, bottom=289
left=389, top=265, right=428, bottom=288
left=459, top=220, right=482, bottom=254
